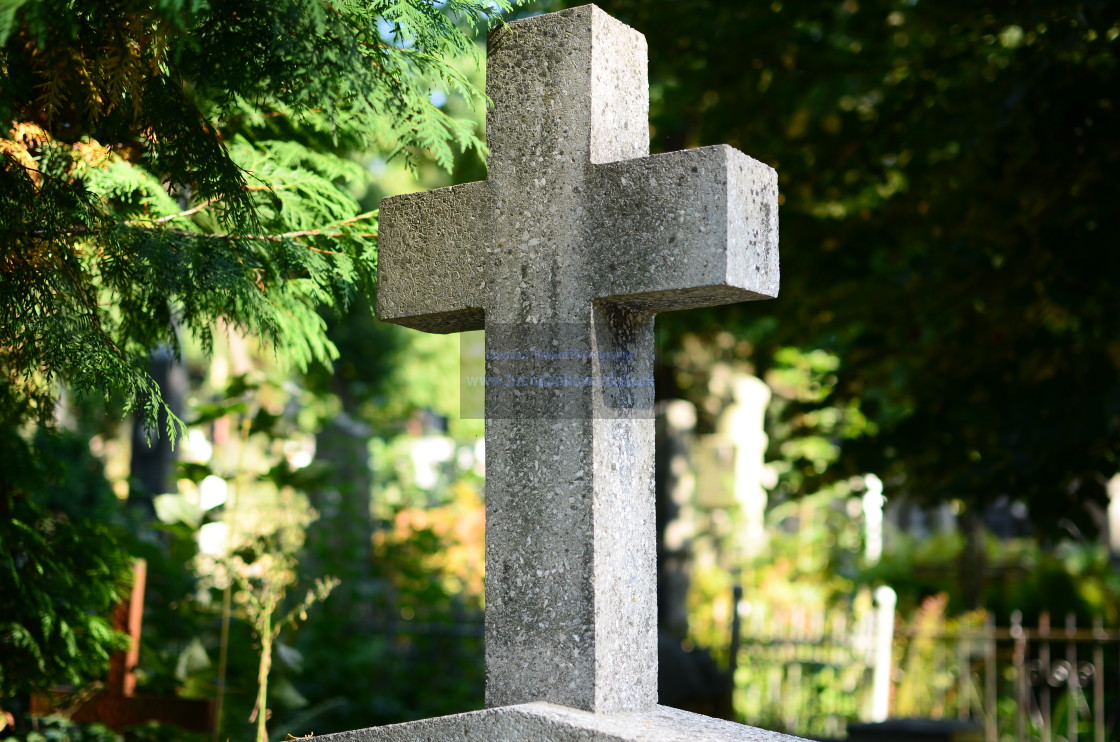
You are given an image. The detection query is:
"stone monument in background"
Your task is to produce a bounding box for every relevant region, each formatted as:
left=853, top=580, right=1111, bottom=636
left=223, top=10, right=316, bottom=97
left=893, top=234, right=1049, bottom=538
left=324, top=5, right=799, bottom=740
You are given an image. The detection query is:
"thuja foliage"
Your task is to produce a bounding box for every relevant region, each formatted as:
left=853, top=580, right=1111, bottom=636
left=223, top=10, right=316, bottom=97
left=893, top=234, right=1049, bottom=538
left=0, top=429, right=132, bottom=699
left=0, top=0, right=513, bottom=439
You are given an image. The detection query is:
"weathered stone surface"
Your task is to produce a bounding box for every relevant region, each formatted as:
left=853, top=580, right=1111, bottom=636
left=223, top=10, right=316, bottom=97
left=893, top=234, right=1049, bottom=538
left=375, top=2, right=778, bottom=718
left=318, top=704, right=807, bottom=742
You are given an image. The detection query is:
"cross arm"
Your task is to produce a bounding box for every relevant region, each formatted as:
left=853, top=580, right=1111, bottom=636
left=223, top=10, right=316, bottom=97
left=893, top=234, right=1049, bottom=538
left=376, top=181, right=491, bottom=333
left=588, top=145, right=779, bottom=311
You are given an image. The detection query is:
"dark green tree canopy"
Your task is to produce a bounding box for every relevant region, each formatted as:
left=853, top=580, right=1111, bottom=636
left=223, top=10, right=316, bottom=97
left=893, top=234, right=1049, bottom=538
left=563, top=0, right=1120, bottom=532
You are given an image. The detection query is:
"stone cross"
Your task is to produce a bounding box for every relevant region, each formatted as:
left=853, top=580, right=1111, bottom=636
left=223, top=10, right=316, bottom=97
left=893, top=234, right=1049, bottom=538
left=378, top=4, right=778, bottom=715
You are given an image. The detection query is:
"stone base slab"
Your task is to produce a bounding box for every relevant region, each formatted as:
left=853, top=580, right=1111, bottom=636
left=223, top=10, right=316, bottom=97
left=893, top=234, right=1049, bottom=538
left=318, top=703, right=809, bottom=742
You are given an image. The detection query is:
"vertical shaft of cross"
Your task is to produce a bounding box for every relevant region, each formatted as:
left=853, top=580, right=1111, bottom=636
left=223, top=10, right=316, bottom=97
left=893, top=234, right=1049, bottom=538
left=481, top=8, right=657, bottom=712
left=484, top=306, right=657, bottom=713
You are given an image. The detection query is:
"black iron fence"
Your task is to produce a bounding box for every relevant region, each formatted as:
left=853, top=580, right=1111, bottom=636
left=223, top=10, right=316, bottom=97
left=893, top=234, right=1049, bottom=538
left=733, top=603, right=1120, bottom=741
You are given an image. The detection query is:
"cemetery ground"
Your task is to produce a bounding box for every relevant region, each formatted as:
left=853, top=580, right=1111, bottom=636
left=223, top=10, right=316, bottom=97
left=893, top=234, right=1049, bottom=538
left=3, top=1, right=1118, bottom=742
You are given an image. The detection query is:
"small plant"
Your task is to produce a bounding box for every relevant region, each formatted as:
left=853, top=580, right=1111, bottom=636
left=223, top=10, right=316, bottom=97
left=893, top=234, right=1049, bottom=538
left=229, top=536, right=338, bottom=742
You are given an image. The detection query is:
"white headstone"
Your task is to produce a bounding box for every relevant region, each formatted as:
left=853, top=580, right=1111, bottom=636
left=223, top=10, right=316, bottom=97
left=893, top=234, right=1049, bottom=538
left=862, top=474, right=885, bottom=564
left=716, top=374, right=773, bottom=557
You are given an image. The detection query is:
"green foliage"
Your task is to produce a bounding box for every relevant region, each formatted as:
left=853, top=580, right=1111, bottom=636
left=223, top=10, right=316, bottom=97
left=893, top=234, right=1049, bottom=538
left=160, top=372, right=341, bottom=742
left=230, top=532, right=337, bottom=742
left=891, top=595, right=984, bottom=718
left=295, top=490, right=487, bottom=730
left=862, top=530, right=1120, bottom=624
left=0, top=0, right=514, bottom=437
left=0, top=432, right=133, bottom=699
left=1, top=716, right=123, bottom=742
left=292, top=310, right=489, bottom=733
left=1, top=715, right=204, bottom=742
left=765, top=347, right=875, bottom=492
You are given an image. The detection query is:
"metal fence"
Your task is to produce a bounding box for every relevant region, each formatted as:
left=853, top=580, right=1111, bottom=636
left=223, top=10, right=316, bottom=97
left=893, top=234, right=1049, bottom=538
left=733, top=601, right=1120, bottom=741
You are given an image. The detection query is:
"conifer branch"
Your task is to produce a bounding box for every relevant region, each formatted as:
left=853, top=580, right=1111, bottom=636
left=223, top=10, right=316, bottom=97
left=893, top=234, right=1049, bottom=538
left=23, top=210, right=377, bottom=245
left=147, top=197, right=221, bottom=223
left=157, top=210, right=379, bottom=250
left=142, top=185, right=289, bottom=225
left=159, top=229, right=376, bottom=252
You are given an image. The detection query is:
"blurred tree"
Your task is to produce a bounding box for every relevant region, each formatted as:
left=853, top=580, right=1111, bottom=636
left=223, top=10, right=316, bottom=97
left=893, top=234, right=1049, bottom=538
left=554, top=0, right=1120, bottom=535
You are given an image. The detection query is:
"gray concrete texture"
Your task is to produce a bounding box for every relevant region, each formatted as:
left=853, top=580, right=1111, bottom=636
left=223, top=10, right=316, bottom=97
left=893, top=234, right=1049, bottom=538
left=319, top=703, right=808, bottom=742
left=375, top=0, right=779, bottom=725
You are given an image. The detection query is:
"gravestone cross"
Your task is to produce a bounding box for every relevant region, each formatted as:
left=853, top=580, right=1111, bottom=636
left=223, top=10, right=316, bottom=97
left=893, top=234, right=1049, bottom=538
left=378, top=3, right=778, bottom=717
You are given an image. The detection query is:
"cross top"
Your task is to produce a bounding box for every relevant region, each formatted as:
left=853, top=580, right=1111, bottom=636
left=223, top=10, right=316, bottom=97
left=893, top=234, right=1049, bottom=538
left=378, top=4, right=778, bottom=715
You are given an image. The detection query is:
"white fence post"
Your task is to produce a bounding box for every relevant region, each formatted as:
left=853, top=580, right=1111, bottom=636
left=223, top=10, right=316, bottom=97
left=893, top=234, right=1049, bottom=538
left=871, top=585, right=897, bottom=722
